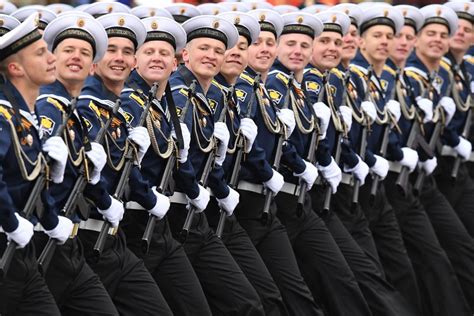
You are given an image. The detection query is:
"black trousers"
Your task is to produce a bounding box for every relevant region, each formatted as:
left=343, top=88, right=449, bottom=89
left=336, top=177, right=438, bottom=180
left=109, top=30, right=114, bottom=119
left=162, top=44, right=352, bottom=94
left=274, top=191, right=371, bottom=316
left=33, top=232, right=118, bottom=316
left=167, top=202, right=264, bottom=316
left=79, top=227, right=173, bottom=316
left=121, top=210, right=212, bottom=316
left=358, top=178, right=422, bottom=314
left=310, top=183, right=416, bottom=316
left=0, top=235, right=60, bottom=316
left=206, top=198, right=287, bottom=316
left=384, top=172, right=472, bottom=316
left=420, top=174, right=474, bottom=311
left=436, top=157, right=474, bottom=237
left=234, top=190, right=323, bottom=316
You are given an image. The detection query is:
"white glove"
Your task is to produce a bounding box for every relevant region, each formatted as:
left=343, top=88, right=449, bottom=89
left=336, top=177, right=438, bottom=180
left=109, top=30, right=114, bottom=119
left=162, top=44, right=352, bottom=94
left=45, top=216, right=73, bottom=245
left=263, top=170, right=284, bottom=194
left=148, top=187, right=170, bottom=219
left=42, top=136, right=68, bottom=183
left=344, top=156, right=369, bottom=185
left=313, top=102, right=331, bottom=139
left=317, top=157, right=342, bottom=193
left=98, top=197, right=124, bottom=228
left=276, top=108, right=296, bottom=136
left=187, top=185, right=210, bottom=213
left=361, top=101, right=377, bottom=122
left=6, top=213, right=33, bottom=248
left=400, top=147, right=419, bottom=172
left=217, top=187, right=240, bottom=216
left=240, top=118, right=258, bottom=153
left=85, top=142, right=106, bottom=185
left=439, top=96, right=456, bottom=124
left=418, top=156, right=437, bottom=175
left=214, top=122, right=230, bottom=166
left=294, top=160, right=318, bottom=191
left=386, top=99, right=401, bottom=122
left=371, top=154, right=389, bottom=179
left=128, top=126, right=151, bottom=165
left=172, top=123, right=191, bottom=163
left=339, top=105, right=352, bottom=131
left=416, top=97, right=433, bottom=123
left=454, top=137, right=472, bottom=160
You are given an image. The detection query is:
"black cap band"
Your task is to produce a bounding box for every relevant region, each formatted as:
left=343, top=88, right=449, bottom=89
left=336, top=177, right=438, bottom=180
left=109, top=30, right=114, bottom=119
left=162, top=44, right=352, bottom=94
left=423, top=17, right=450, bottom=34
left=282, top=24, right=315, bottom=38
left=259, top=21, right=277, bottom=38
left=404, top=17, right=417, bottom=33
left=145, top=31, right=177, bottom=50
left=172, top=15, right=190, bottom=24
left=0, top=29, right=42, bottom=60
left=360, top=17, right=396, bottom=35
left=52, top=28, right=97, bottom=57
left=457, top=12, right=474, bottom=24
left=236, top=24, right=252, bottom=45
left=0, top=27, right=10, bottom=36
left=350, top=16, right=358, bottom=27
left=38, top=20, right=48, bottom=30
left=323, top=23, right=343, bottom=36
left=106, top=27, right=138, bottom=49
left=187, top=27, right=227, bottom=47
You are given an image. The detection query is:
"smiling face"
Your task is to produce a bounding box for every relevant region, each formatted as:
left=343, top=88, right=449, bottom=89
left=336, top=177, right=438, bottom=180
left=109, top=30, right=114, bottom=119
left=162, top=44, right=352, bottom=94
left=15, top=38, right=57, bottom=86
left=450, top=18, right=473, bottom=54
left=94, top=36, right=136, bottom=86
left=136, top=40, right=177, bottom=86
left=312, top=31, right=343, bottom=70
left=182, top=37, right=226, bottom=82
left=359, top=24, right=394, bottom=64
left=248, top=31, right=277, bottom=73
left=220, top=35, right=249, bottom=81
left=54, top=38, right=94, bottom=85
left=390, top=25, right=417, bottom=65
left=277, top=32, right=313, bottom=73
left=341, top=24, right=359, bottom=64
left=416, top=23, right=450, bottom=62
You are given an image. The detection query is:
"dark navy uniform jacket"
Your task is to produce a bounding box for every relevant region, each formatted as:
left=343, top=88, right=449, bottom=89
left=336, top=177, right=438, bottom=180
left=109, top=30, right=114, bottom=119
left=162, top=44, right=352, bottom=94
left=169, top=65, right=229, bottom=199
left=266, top=60, right=326, bottom=184
left=405, top=52, right=451, bottom=160
left=303, top=63, right=359, bottom=169
left=0, top=80, right=58, bottom=232
left=120, top=70, right=199, bottom=197
left=76, top=75, right=157, bottom=218
left=36, top=80, right=112, bottom=222
left=349, top=52, right=397, bottom=167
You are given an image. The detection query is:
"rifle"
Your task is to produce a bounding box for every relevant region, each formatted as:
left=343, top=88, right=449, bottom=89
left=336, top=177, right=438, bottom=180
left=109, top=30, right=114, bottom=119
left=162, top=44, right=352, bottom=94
left=92, top=84, right=157, bottom=261
left=141, top=81, right=196, bottom=253
left=216, top=75, right=260, bottom=238
left=37, top=100, right=120, bottom=274
left=369, top=70, right=400, bottom=204
left=352, top=66, right=373, bottom=208
left=179, top=82, right=228, bottom=243
left=0, top=98, right=77, bottom=278
left=295, top=73, right=326, bottom=214
left=261, top=72, right=294, bottom=224
left=323, top=70, right=351, bottom=212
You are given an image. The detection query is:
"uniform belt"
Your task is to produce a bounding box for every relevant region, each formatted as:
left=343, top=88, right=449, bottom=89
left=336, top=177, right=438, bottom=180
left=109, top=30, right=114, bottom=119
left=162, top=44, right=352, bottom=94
left=125, top=201, right=146, bottom=210
left=280, top=182, right=299, bottom=195
left=237, top=180, right=264, bottom=194
left=388, top=161, right=403, bottom=173
left=78, top=218, right=116, bottom=235
left=440, top=145, right=457, bottom=158
left=169, top=191, right=188, bottom=205
left=341, top=172, right=353, bottom=185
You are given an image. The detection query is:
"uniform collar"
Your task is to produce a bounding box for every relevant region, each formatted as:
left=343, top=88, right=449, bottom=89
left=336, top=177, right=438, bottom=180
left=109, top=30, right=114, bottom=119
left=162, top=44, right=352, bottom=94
left=0, top=79, right=40, bottom=129
left=214, top=73, right=231, bottom=89
left=125, top=69, right=151, bottom=94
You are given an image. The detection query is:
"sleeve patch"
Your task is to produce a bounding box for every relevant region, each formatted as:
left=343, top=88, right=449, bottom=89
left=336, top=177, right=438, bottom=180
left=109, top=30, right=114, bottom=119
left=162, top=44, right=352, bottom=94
left=235, top=89, right=247, bottom=102
left=121, top=110, right=134, bottom=125
left=305, top=81, right=320, bottom=93
left=82, top=117, right=92, bottom=131
left=268, top=89, right=283, bottom=104
left=129, top=93, right=145, bottom=107
left=208, top=98, right=217, bottom=111
left=39, top=116, right=55, bottom=136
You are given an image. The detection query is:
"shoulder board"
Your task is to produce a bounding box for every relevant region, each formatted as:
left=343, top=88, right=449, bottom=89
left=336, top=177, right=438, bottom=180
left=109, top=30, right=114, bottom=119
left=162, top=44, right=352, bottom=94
left=309, top=68, right=323, bottom=77
left=404, top=66, right=427, bottom=80
left=179, top=88, right=188, bottom=97
left=46, top=97, right=66, bottom=113
left=129, top=92, right=145, bottom=107
left=268, top=70, right=290, bottom=85
left=439, top=59, right=451, bottom=72
left=330, top=68, right=343, bottom=79
left=383, top=65, right=396, bottom=76
left=0, top=105, right=12, bottom=120
left=239, top=73, right=255, bottom=85
left=350, top=65, right=366, bottom=79
left=211, top=79, right=224, bottom=91
left=404, top=70, right=423, bottom=82
left=465, top=56, right=474, bottom=65
left=88, top=101, right=101, bottom=118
